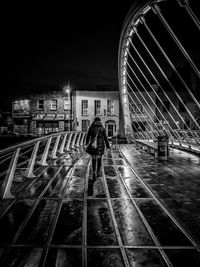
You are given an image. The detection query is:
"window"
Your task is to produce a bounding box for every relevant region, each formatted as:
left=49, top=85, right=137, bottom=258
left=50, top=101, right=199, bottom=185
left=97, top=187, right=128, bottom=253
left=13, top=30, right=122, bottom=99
left=107, top=100, right=114, bottom=115
left=82, top=120, right=90, bottom=132
left=179, top=101, right=186, bottom=113
left=162, top=101, right=170, bottom=112
left=95, top=100, right=101, bottom=115
left=37, top=100, right=44, bottom=110
left=82, top=100, right=88, bottom=115
left=51, top=99, right=57, bottom=110
left=64, top=98, right=71, bottom=110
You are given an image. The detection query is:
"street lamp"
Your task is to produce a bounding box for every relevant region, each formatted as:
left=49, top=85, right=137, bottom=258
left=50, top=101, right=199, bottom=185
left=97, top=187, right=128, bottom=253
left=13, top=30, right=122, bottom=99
left=63, top=82, right=72, bottom=131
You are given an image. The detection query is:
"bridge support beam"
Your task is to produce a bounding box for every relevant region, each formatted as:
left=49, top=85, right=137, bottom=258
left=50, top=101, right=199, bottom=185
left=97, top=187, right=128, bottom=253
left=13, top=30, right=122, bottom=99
left=0, top=148, right=20, bottom=199
left=24, top=141, right=40, bottom=178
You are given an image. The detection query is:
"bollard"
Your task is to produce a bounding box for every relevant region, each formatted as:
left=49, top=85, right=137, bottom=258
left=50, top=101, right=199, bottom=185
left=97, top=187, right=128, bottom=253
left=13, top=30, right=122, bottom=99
left=157, top=135, right=169, bottom=160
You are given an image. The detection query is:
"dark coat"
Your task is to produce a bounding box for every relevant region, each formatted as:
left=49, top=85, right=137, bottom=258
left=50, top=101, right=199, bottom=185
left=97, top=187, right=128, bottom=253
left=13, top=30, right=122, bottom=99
left=86, top=120, right=110, bottom=155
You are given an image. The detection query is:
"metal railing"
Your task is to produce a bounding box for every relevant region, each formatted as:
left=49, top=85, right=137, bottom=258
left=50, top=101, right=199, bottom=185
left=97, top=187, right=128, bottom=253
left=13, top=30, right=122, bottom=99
left=127, top=129, right=200, bottom=153
left=118, top=0, right=200, bottom=152
left=0, top=131, right=86, bottom=199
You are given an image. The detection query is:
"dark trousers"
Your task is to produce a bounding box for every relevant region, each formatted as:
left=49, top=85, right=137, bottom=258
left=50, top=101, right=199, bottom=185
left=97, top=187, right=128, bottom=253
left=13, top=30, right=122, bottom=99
left=92, top=155, right=102, bottom=180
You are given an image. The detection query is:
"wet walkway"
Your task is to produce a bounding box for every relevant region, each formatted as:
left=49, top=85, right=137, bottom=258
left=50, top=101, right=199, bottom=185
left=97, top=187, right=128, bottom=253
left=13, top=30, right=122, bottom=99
left=0, top=145, right=200, bottom=266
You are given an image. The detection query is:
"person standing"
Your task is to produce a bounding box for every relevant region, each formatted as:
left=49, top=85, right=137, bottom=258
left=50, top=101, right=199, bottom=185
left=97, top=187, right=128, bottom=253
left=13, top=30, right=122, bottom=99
left=86, top=117, right=110, bottom=181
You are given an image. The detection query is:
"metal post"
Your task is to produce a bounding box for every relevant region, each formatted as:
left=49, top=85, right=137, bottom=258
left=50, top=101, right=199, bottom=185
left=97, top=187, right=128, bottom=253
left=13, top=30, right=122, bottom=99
left=24, top=141, right=40, bottom=178
left=37, top=137, right=52, bottom=166
left=58, top=133, right=67, bottom=154
left=0, top=148, right=20, bottom=199
left=71, top=133, right=78, bottom=150
left=50, top=134, right=61, bottom=159
left=80, top=132, right=86, bottom=147
left=75, top=132, right=82, bottom=148
left=65, top=132, right=73, bottom=151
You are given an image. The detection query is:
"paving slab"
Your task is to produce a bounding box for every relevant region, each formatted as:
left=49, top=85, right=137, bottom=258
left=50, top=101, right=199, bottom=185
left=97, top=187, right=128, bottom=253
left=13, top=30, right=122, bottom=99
left=0, top=145, right=200, bottom=266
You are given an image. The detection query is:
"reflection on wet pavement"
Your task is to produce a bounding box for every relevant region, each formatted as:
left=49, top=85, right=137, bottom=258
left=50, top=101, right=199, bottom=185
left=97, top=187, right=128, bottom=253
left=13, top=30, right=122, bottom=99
left=1, top=247, right=42, bottom=267
left=112, top=199, right=154, bottom=246
left=0, top=145, right=200, bottom=266
left=45, top=248, right=82, bottom=267
left=52, top=199, right=83, bottom=245
left=87, top=200, right=118, bottom=246
left=88, top=248, right=124, bottom=267
left=126, top=248, right=167, bottom=267
left=136, top=199, right=191, bottom=246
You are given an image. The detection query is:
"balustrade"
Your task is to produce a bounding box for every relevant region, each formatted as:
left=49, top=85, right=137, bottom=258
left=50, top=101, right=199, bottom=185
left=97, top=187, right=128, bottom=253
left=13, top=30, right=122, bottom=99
left=0, top=131, right=85, bottom=199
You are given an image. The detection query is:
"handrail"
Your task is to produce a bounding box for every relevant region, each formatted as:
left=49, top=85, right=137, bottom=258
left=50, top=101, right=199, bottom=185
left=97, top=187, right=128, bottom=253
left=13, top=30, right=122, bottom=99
left=0, top=131, right=81, bottom=156
left=127, top=129, right=200, bottom=153
left=0, top=131, right=86, bottom=199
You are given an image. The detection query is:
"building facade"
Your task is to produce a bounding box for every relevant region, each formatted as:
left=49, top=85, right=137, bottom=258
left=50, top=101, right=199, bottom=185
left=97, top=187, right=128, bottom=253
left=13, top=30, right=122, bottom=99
left=12, top=90, right=75, bottom=135
left=12, top=89, right=119, bottom=137
left=75, top=90, right=119, bottom=137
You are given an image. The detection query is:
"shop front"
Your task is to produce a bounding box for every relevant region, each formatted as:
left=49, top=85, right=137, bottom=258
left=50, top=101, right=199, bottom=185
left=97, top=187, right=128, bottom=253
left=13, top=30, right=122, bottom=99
left=32, top=114, right=67, bottom=135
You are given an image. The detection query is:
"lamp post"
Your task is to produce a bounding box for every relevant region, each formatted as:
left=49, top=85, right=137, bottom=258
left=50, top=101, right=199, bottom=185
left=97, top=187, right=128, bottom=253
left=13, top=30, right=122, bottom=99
left=63, top=82, right=72, bottom=131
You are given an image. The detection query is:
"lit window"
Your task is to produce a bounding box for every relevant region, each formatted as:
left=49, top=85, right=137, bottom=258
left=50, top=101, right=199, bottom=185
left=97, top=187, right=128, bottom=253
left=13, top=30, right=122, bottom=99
left=82, top=100, right=88, bottom=116
left=51, top=100, right=57, bottom=110
left=37, top=100, right=44, bottom=110
left=94, top=100, right=101, bottom=115
left=107, top=100, right=114, bottom=115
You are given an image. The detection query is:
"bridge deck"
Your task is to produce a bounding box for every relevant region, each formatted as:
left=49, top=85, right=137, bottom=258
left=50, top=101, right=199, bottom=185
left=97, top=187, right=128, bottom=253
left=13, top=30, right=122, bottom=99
left=0, top=145, right=200, bottom=266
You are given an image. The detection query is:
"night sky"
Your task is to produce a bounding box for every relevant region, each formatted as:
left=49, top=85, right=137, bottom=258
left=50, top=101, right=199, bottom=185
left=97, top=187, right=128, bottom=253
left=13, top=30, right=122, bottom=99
left=4, top=0, right=200, bottom=111
left=4, top=0, right=134, bottom=109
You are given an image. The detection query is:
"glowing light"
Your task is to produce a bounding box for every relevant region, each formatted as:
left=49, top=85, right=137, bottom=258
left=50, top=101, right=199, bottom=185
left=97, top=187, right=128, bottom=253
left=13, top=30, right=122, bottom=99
left=122, top=77, right=126, bottom=85
left=135, top=19, right=140, bottom=25
left=122, top=86, right=126, bottom=94
left=142, top=5, right=151, bottom=15
left=122, top=69, right=126, bottom=76
left=126, top=39, right=130, bottom=47
left=129, top=29, right=134, bottom=36
left=124, top=95, right=127, bottom=104
left=124, top=50, right=128, bottom=57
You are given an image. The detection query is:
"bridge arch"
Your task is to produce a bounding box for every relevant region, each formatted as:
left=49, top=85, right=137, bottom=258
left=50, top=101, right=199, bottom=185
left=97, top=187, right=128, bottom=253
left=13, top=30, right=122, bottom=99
left=118, top=0, right=200, bottom=147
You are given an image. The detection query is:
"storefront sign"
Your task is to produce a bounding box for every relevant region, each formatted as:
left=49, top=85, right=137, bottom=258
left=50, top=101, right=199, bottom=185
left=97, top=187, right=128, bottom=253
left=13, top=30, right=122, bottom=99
left=32, top=114, right=45, bottom=120
left=55, top=114, right=65, bottom=120
left=44, top=114, right=55, bottom=120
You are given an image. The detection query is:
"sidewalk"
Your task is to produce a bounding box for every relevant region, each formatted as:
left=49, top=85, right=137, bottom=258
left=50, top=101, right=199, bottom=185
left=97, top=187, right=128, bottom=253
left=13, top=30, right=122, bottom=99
left=0, top=144, right=199, bottom=266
